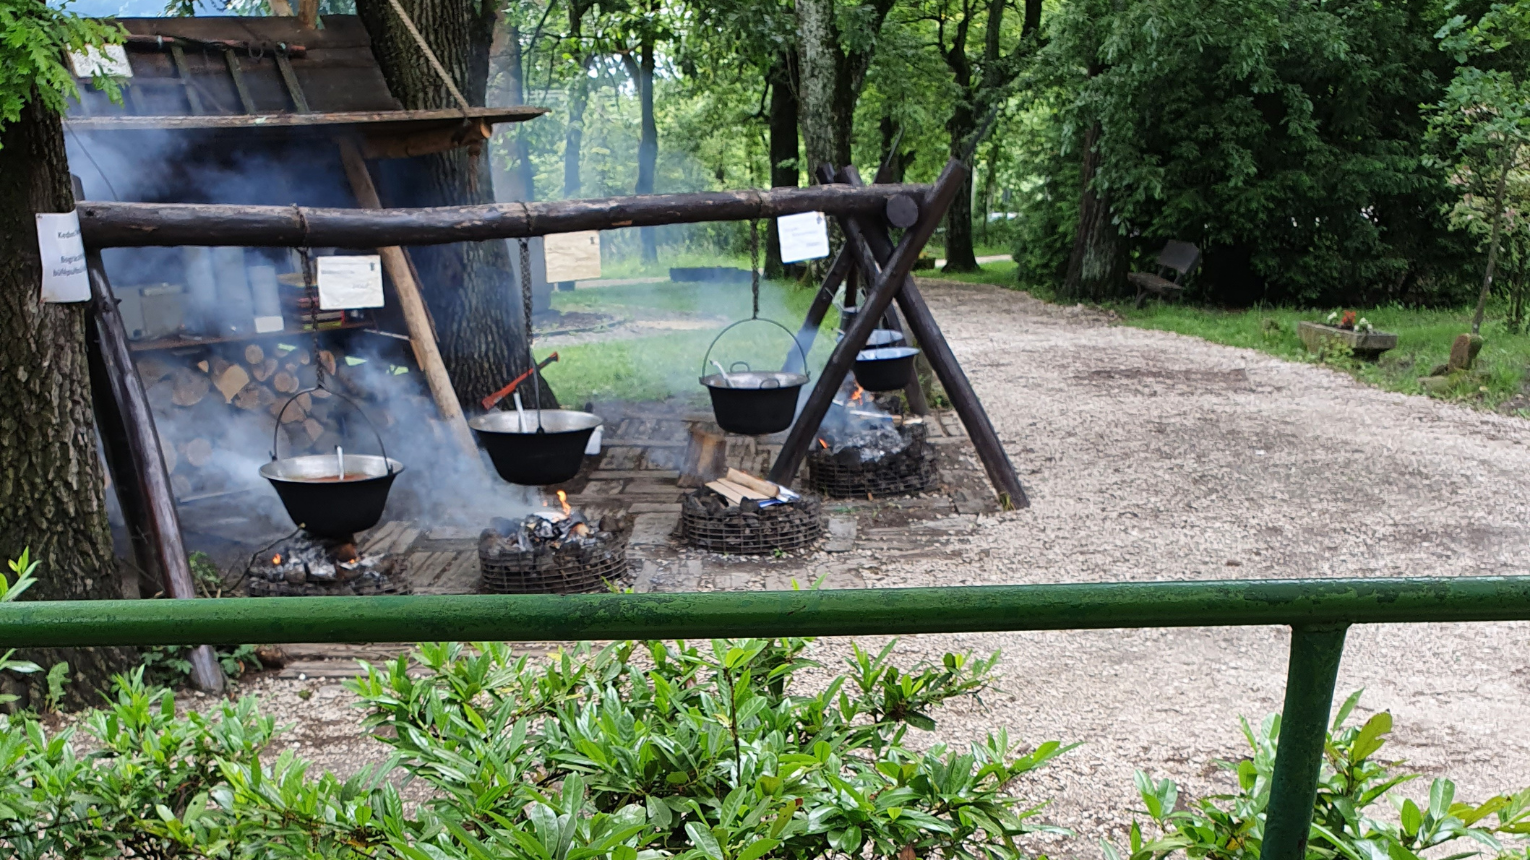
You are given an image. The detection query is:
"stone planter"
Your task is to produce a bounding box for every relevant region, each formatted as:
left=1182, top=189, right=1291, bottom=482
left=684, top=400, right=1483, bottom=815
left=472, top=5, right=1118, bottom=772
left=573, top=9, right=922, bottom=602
left=1297, top=321, right=1398, bottom=361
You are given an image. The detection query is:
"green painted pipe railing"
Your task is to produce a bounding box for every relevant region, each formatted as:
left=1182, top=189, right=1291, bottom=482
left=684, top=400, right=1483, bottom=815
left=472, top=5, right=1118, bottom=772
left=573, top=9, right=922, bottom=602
left=7, top=576, right=1530, bottom=860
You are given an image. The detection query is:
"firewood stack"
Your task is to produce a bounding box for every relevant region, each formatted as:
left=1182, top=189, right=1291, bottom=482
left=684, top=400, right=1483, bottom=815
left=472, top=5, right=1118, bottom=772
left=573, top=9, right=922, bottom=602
left=136, top=341, right=404, bottom=500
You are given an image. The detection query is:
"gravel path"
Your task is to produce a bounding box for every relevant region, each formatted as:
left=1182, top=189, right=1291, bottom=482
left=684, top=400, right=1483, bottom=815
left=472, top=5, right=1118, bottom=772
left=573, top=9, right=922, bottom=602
left=837, top=280, right=1530, bottom=855
left=203, top=280, right=1530, bottom=859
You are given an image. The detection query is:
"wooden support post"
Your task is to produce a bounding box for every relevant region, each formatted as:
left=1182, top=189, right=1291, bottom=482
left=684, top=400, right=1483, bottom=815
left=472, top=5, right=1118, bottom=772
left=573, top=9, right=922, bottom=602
left=836, top=166, right=1028, bottom=509
left=768, top=159, right=966, bottom=487
left=335, top=137, right=480, bottom=463
left=783, top=246, right=852, bottom=375
left=81, top=204, right=224, bottom=693
left=85, top=323, right=160, bottom=598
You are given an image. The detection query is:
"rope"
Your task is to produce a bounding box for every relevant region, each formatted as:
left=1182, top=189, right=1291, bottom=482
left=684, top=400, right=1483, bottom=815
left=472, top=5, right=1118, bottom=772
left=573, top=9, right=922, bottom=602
left=384, top=0, right=472, bottom=114
left=749, top=219, right=760, bottom=320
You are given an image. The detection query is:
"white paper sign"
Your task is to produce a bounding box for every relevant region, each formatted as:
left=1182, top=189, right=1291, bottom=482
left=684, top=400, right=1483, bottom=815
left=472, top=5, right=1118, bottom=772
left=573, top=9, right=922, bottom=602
left=777, top=211, right=830, bottom=263
left=317, top=255, right=384, bottom=309
left=67, top=45, right=133, bottom=79
left=544, top=231, right=602, bottom=282
left=36, top=211, right=90, bottom=303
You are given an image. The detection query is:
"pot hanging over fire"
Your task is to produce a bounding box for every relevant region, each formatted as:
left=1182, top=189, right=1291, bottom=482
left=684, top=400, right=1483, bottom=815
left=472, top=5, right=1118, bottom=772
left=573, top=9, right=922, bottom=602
left=261, top=387, right=402, bottom=539
left=853, top=346, right=920, bottom=392
left=699, top=317, right=810, bottom=436
left=470, top=409, right=602, bottom=486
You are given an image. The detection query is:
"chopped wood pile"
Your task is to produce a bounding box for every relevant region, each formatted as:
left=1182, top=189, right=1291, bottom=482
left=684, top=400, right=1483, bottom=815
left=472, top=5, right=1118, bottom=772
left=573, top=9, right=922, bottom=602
left=136, top=340, right=429, bottom=501
left=680, top=469, right=823, bottom=554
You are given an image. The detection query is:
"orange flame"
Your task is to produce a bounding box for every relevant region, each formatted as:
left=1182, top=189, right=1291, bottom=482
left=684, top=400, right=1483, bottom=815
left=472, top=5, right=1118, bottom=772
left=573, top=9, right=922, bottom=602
left=557, top=489, right=571, bottom=516
left=851, top=384, right=865, bottom=404
left=818, top=438, right=829, bottom=449
left=272, top=554, right=282, bottom=565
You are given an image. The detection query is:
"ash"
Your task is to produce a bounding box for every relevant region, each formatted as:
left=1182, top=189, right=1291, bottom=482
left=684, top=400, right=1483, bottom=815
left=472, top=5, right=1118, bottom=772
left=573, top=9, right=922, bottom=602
left=246, top=531, right=408, bottom=597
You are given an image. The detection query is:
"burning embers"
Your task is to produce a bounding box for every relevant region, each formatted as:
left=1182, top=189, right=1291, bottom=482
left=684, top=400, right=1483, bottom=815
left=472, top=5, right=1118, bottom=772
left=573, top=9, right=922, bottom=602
left=246, top=531, right=408, bottom=596
left=808, top=384, right=937, bottom=498
left=680, top=468, right=823, bottom=554
left=477, top=492, right=631, bottom=594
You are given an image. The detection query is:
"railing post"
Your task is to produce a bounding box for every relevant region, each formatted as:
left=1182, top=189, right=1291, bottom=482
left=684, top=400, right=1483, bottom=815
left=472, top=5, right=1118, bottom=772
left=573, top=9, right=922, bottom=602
left=1262, top=623, right=1348, bottom=860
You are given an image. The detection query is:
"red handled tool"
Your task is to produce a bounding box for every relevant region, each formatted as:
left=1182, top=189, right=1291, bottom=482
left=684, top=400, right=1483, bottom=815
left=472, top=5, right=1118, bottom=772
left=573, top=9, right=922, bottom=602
left=481, top=352, right=559, bottom=411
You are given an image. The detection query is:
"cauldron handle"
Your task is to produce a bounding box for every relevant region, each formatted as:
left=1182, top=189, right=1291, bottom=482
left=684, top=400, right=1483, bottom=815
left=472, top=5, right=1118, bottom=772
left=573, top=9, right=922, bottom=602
left=698, top=317, right=812, bottom=383
left=270, top=385, right=395, bottom=475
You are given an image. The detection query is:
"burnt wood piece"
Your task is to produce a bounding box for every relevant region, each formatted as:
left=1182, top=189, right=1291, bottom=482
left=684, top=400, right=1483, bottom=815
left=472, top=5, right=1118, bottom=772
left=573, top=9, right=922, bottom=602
left=82, top=216, right=224, bottom=692
left=768, top=159, right=966, bottom=488
left=77, top=183, right=933, bottom=249
left=812, top=164, right=927, bottom=416
left=837, top=165, right=1028, bottom=509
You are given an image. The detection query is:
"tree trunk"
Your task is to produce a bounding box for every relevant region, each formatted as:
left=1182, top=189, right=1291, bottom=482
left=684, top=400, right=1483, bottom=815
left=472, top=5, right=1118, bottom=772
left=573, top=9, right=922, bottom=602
left=563, top=62, right=591, bottom=199
left=1472, top=143, right=1517, bottom=335
left=1062, top=122, right=1126, bottom=302
left=796, top=0, right=839, bottom=175
left=488, top=19, right=535, bottom=203
left=631, top=29, right=658, bottom=263
left=355, top=0, right=553, bottom=408
left=0, top=92, right=136, bottom=700
left=943, top=101, right=980, bottom=272
left=766, top=51, right=800, bottom=280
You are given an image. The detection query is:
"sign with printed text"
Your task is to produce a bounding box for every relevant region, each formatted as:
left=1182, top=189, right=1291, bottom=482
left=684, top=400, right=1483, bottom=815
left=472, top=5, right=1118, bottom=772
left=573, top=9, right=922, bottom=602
left=36, top=211, right=90, bottom=303
left=67, top=45, right=133, bottom=79
left=544, top=231, right=602, bottom=283
left=777, top=211, right=830, bottom=263
left=317, top=255, right=384, bottom=309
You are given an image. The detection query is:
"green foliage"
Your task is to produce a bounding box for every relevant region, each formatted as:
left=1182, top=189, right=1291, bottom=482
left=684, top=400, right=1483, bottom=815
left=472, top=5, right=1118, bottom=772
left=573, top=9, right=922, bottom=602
left=1108, top=692, right=1530, bottom=860
left=0, top=639, right=1068, bottom=860
left=0, top=0, right=124, bottom=145
left=0, top=550, right=43, bottom=707
left=1015, top=0, right=1471, bottom=305
left=138, top=642, right=261, bottom=687
left=349, top=639, right=1072, bottom=860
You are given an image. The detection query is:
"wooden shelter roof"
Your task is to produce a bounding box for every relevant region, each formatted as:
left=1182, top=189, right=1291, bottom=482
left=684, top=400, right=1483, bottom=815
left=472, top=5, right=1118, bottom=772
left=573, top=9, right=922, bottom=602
left=65, top=16, right=546, bottom=158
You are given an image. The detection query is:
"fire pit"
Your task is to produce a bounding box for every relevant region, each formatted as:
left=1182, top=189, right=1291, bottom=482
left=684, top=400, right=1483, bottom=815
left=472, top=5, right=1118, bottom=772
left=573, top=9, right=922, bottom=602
left=679, top=487, right=823, bottom=554
left=245, top=531, right=409, bottom=597
left=809, top=417, right=936, bottom=498
left=478, top=494, right=631, bottom=593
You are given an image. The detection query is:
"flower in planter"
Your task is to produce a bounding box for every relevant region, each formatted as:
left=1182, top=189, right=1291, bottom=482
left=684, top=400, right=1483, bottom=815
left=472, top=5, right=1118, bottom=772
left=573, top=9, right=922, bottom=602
left=1356, top=317, right=1374, bottom=332
left=1326, top=310, right=1340, bottom=325
left=1339, top=310, right=1357, bottom=329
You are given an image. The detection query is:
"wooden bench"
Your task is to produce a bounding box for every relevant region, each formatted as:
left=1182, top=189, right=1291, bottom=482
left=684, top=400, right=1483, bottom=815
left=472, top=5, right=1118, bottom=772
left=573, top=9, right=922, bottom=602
left=1128, top=240, right=1200, bottom=308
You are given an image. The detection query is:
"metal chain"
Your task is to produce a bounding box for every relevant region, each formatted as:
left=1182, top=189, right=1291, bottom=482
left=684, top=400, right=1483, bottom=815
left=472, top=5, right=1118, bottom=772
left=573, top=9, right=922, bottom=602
left=299, top=247, right=324, bottom=388
left=749, top=219, right=760, bottom=320
left=519, top=238, right=543, bottom=429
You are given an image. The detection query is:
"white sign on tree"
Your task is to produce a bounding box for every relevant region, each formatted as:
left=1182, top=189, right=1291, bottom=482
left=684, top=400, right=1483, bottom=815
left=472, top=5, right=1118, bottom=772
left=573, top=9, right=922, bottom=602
left=36, top=211, right=90, bottom=303
left=776, top=211, right=830, bottom=263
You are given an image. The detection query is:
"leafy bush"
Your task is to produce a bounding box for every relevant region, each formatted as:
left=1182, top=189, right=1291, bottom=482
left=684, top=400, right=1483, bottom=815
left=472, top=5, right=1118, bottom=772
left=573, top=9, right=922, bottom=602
left=1110, top=691, right=1530, bottom=860
left=0, top=638, right=1072, bottom=860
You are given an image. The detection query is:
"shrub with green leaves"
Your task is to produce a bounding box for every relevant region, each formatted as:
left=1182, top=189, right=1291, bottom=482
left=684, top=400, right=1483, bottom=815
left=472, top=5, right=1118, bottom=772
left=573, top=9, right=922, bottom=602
left=1109, top=691, right=1530, bottom=860
left=0, top=638, right=1072, bottom=860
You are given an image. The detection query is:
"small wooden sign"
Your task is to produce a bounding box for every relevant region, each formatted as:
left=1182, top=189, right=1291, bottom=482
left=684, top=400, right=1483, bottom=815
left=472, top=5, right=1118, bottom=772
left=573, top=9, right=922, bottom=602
left=544, top=231, right=602, bottom=283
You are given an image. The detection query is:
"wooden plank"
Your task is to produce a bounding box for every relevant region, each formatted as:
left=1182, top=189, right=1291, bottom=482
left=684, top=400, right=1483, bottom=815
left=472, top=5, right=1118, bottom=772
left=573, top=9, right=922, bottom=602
left=65, top=106, right=546, bottom=133
left=223, top=49, right=257, bottom=113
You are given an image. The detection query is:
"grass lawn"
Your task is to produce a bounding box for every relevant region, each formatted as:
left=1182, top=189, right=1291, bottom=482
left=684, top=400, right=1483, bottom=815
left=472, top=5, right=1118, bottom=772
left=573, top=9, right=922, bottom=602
left=539, top=276, right=839, bottom=404
left=1109, top=303, right=1530, bottom=412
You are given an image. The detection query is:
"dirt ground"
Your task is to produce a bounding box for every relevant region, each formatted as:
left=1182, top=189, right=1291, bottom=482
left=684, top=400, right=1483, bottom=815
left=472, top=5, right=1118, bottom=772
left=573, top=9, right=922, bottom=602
left=205, top=279, right=1530, bottom=858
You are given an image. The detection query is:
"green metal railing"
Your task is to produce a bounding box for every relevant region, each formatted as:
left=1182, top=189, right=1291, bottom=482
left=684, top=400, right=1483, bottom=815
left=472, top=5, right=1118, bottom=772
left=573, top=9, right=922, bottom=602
left=6, top=576, right=1530, bottom=860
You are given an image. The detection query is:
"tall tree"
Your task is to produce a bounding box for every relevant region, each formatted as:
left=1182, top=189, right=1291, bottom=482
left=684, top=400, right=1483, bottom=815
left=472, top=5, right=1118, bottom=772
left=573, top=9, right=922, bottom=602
left=488, top=8, right=538, bottom=203
left=0, top=3, right=137, bottom=698
left=617, top=0, right=664, bottom=261
left=355, top=0, right=554, bottom=407
left=926, top=0, right=1042, bottom=271
left=562, top=0, right=599, bottom=199
left=796, top=0, right=897, bottom=172
left=767, top=50, right=800, bottom=278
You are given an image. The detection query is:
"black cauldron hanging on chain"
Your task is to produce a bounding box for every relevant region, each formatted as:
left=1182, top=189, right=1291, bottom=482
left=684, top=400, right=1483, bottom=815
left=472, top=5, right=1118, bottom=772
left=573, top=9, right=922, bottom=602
left=260, top=248, right=403, bottom=537
left=470, top=237, right=602, bottom=486
left=700, top=220, right=810, bottom=435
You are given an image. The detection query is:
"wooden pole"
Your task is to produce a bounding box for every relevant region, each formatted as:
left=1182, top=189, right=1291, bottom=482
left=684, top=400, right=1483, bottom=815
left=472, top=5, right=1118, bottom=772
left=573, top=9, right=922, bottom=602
left=76, top=183, right=935, bottom=249
left=783, top=246, right=852, bottom=375
left=767, top=159, right=966, bottom=487
left=335, top=137, right=479, bottom=462
left=84, top=323, right=161, bottom=598
left=81, top=216, right=224, bottom=692
left=837, top=166, right=1028, bottom=509
left=810, top=164, right=927, bottom=415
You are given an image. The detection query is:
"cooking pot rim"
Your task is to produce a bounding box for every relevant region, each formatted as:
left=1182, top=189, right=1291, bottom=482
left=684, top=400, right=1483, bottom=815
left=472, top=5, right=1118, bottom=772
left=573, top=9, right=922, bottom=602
left=259, top=454, right=404, bottom=483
